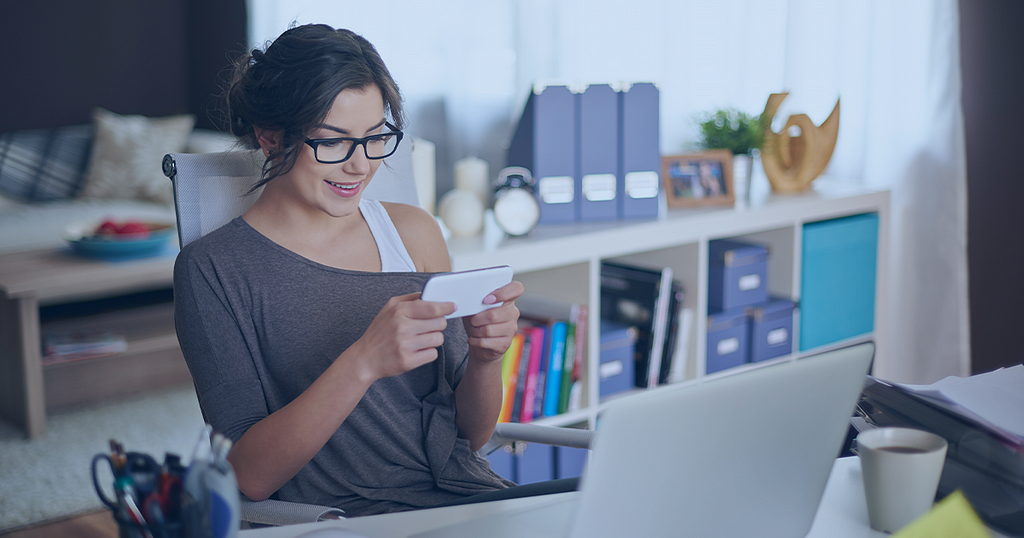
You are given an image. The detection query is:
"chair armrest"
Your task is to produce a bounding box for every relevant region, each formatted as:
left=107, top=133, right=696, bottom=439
left=482, top=423, right=596, bottom=455
left=239, top=497, right=345, bottom=526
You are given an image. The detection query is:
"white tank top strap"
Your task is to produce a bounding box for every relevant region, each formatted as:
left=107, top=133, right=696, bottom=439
left=359, top=198, right=418, bottom=273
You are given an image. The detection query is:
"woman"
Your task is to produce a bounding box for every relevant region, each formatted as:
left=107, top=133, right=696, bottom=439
left=173, top=24, right=523, bottom=516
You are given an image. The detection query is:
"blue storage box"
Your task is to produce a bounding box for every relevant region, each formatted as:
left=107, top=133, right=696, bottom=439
left=749, top=298, right=796, bottom=362
left=486, top=445, right=515, bottom=482
left=800, top=213, right=878, bottom=351
left=599, top=322, right=637, bottom=398
left=516, top=442, right=554, bottom=484
left=706, top=307, right=749, bottom=373
left=556, top=446, right=588, bottom=479
left=708, top=239, right=769, bottom=312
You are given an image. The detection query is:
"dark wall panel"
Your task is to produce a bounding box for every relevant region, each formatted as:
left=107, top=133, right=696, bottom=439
left=185, top=0, right=249, bottom=130
left=0, top=0, right=245, bottom=132
left=960, top=0, right=1024, bottom=373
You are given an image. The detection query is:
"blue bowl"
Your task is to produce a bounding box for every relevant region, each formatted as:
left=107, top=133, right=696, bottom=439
left=64, top=220, right=176, bottom=259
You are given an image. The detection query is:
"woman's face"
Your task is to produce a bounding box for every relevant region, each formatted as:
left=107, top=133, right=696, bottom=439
left=275, top=84, right=388, bottom=219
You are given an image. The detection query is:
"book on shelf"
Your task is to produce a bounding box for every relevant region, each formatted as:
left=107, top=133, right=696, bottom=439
left=667, top=307, right=694, bottom=384
left=559, top=304, right=588, bottom=414
left=600, top=261, right=684, bottom=388
left=509, top=329, right=534, bottom=423
left=519, top=325, right=546, bottom=422
left=542, top=321, right=568, bottom=417
left=659, top=281, right=687, bottom=385
left=498, top=332, right=526, bottom=423
left=507, top=295, right=589, bottom=422
left=42, top=329, right=127, bottom=365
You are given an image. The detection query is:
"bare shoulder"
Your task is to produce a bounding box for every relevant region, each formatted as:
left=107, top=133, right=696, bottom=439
left=381, top=202, right=451, bottom=272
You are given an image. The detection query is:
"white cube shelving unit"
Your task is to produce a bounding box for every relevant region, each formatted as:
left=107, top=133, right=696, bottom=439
left=446, top=177, right=890, bottom=430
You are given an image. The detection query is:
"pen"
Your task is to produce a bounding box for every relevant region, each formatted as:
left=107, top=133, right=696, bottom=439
left=115, top=475, right=153, bottom=538
left=110, top=439, right=127, bottom=475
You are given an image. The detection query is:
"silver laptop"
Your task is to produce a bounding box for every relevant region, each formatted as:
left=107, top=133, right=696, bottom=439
left=411, top=342, right=874, bottom=538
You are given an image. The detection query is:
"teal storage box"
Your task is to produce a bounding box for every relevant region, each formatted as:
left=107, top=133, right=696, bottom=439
left=749, top=298, right=796, bottom=362
left=800, top=213, right=878, bottom=351
left=706, top=307, right=749, bottom=373
left=708, top=239, right=769, bottom=312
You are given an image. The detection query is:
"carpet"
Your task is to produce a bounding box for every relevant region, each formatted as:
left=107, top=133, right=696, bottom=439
left=0, top=384, right=205, bottom=533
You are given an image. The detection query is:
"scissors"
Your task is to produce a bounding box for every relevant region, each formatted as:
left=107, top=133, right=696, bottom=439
left=91, top=451, right=162, bottom=511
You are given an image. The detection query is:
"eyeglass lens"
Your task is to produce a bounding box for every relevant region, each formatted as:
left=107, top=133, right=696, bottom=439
left=315, top=134, right=400, bottom=163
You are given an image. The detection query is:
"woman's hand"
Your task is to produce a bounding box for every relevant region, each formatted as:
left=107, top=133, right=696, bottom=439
left=350, top=292, right=456, bottom=382
left=462, top=280, right=525, bottom=364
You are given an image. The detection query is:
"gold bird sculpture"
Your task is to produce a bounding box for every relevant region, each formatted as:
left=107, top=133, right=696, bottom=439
left=761, top=93, right=840, bottom=193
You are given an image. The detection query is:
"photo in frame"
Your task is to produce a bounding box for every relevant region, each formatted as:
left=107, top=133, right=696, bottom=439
left=661, top=150, right=735, bottom=208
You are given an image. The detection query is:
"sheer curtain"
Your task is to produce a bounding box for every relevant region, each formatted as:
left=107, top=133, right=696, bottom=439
left=247, top=0, right=969, bottom=384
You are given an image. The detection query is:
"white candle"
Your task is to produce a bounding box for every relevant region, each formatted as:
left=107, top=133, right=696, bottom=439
left=411, top=137, right=436, bottom=214
left=454, top=156, right=490, bottom=206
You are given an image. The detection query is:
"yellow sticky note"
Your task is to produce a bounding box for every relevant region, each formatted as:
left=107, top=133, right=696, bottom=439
left=893, top=490, right=990, bottom=538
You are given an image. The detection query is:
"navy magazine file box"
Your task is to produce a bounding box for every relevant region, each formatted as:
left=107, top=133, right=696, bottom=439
left=749, top=298, right=796, bottom=362
left=708, top=239, right=769, bottom=312
left=619, top=82, right=661, bottom=220
left=517, top=442, right=554, bottom=485
left=706, top=307, right=749, bottom=373
left=508, top=84, right=578, bottom=224
left=556, top=446, right=588, bottom=479
left=485, top=446, right=515, bottom=482
left=578, top=83, right=619, bottom=221
left=599, top=323, right=637, bottom=398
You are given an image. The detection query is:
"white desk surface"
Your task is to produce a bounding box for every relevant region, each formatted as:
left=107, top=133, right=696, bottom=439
left=242, top=457, right=891, bottom=538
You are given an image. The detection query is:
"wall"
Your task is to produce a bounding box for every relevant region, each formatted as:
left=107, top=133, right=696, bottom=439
left=959, top=0, right=1024, bottom=374
left=0, top=0, right=246, bottom=132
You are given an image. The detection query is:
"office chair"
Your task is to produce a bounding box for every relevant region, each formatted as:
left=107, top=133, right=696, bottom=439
left=163, top=142, right=595, bottom=526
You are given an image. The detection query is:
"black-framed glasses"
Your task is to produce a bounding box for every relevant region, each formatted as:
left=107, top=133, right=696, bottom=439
left=304, top=125, right=404, bottom=164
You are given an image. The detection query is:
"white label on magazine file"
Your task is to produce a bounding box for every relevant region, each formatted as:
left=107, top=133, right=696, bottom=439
left=718, top=337, right=739, bottom=355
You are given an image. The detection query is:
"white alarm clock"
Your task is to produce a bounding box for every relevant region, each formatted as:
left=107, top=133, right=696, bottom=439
left=493, top=166, right=540, bottom=236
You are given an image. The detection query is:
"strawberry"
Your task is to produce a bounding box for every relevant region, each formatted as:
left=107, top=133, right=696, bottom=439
left=95, top=219, right=120, bottom=235
left=117, top=221, right=150, bottom=237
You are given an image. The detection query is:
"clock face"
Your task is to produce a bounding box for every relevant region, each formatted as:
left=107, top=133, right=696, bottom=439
left=494, top=188, right=539, bottom=236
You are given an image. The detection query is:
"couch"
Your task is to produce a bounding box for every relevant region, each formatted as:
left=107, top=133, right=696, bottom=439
left=0, top=108, right=238, bottom=254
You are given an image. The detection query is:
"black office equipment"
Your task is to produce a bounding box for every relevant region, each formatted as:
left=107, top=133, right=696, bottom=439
left=857, top=377, right=1024, bottom=536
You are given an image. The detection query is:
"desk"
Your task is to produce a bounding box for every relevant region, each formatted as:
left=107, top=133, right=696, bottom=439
left=241, top=457, right=893, bottom=538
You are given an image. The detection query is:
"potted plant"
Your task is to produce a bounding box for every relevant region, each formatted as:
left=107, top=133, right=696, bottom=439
left=695, top=108, right=765, bottom=201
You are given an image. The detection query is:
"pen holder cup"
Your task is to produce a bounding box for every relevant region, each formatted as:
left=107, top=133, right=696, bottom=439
left=113, top=509, right=185, bottom=538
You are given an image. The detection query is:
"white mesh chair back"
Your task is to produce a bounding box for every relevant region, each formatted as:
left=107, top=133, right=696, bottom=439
left=163, top=140, right=419, bottom=248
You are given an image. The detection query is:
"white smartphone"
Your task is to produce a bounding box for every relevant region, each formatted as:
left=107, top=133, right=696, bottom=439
left=421, top=265, right=514, bottom=319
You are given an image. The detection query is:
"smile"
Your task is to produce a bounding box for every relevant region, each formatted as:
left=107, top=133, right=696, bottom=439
left=325, top=180, right=359, bottom=190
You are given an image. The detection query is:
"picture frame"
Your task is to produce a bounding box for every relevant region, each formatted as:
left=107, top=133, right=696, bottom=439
left=661, top=150, right=735, bottom=208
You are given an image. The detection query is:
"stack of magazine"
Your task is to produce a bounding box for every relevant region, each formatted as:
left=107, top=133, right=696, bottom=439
left=42, top=329, right=127, bottom=365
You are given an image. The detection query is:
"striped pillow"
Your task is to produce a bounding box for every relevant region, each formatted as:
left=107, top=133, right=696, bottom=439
left=0, top=125, right=94, bottom=202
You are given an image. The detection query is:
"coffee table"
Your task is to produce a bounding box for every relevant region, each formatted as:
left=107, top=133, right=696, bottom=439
left=0, top=246, right=189, bottom=438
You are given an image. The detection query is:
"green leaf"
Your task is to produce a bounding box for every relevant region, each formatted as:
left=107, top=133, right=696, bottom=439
left=694, top=108, right=766, bottom=155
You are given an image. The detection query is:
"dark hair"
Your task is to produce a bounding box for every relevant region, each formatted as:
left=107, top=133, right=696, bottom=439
left=225, top=24, right=404, bottom=188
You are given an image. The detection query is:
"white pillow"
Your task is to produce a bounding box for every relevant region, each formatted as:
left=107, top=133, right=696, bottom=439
left=79, top=108, right=195, bottom=204
left=186, top=129, right=241, bottom=154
